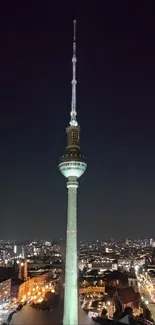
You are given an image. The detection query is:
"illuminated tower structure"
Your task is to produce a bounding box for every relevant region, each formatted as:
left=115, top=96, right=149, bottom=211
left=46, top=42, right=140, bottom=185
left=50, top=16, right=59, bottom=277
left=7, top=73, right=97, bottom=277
left=59, top=20, right=87, bottom=325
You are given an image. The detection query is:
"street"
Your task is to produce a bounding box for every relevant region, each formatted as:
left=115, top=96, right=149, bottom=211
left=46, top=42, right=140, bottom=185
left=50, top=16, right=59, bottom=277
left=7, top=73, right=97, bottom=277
left=0, top=301, right=19, bottom=324
left=10, top=302, right=63, bottom=325
left=137, top=273, right=155, bottom=321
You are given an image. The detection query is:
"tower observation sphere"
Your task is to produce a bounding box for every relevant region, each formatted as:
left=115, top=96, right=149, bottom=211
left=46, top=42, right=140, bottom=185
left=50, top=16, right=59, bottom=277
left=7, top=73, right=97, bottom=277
left=59, top=124, right=87, bottom=178
left=58, top=20, right=87, bottom=325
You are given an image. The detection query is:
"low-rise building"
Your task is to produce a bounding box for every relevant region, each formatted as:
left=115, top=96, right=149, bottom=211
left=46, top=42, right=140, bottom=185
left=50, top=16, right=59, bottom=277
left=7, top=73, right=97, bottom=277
left=114, top=287, right=140, bottom=312
left=0, top=278, right=11, bottom=302
left=11, top=271, right=53, bottom=302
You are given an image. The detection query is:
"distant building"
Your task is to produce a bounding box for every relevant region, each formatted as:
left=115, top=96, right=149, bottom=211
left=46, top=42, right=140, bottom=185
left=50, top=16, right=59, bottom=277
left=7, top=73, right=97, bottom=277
left=13, top=244, right=25, bottom=258
left=60, top=244, right=66, bottom=264
left=13, top=245, right=17, bottom=254
left=118, top=258, right=131, bottom=271
left=125, top=238, right=129, bottom=246
left=88, top=259, right=118, bottom=273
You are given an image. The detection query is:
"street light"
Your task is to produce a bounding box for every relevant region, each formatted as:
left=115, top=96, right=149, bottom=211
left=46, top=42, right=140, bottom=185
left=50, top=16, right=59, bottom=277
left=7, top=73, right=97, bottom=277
left=51, top=289, right=55, bottom=293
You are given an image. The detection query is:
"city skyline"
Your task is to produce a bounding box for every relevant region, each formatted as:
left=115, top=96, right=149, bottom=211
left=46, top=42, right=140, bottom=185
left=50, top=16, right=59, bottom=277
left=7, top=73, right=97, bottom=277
left=1, top=1, right=155, bottom=240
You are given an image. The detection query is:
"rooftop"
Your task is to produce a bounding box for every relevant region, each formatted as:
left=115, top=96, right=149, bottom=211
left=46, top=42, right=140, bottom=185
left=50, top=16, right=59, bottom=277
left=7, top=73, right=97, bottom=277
left=116, top=287, right=140, bottom=304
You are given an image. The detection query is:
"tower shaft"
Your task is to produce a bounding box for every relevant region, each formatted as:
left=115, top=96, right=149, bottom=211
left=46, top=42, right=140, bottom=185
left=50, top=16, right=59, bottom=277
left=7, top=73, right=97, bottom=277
left=63, top=177, right=78, bottom=325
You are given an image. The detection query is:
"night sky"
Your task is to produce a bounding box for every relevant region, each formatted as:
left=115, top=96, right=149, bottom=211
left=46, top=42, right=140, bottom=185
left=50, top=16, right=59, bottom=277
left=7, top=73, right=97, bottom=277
left=0, top=1, right=155, bottom=241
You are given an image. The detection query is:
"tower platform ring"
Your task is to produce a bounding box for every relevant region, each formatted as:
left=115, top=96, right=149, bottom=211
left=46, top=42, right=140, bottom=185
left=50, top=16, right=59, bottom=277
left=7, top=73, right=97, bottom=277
left=58, top=161, right=87, bottom=178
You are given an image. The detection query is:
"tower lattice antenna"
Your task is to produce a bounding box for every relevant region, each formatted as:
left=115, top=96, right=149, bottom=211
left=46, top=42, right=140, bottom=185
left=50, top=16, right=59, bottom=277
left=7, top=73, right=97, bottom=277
left=70, top=19, right=78, bottom=126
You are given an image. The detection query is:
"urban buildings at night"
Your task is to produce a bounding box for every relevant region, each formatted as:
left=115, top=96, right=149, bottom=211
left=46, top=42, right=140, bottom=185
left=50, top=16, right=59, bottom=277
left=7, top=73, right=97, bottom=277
left=0, top=1, right=155, bottom=325
left=0, top=238, right=155, bottom=323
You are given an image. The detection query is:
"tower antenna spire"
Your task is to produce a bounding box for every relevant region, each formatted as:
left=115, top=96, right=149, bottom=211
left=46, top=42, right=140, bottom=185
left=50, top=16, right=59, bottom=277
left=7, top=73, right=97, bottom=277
left=70, top=19, right=78, bottom=126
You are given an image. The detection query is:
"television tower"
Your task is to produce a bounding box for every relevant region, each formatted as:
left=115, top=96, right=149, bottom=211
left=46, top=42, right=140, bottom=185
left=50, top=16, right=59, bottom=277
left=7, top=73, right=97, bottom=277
left=59, top=20, right=87, bottom=325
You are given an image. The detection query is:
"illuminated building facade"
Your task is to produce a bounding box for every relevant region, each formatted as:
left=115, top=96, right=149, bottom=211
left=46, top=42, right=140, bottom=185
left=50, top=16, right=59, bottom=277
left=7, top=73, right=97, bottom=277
left=0, top=279, right=11, bottom=302
left=59, top=21, right=87, bottom=325
left=11, top=271, right=52, bottom=302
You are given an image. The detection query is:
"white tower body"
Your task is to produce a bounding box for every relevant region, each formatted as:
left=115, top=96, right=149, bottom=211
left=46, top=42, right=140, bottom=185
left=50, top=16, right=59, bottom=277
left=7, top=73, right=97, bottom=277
left=59, top=20, right=87, bottom=325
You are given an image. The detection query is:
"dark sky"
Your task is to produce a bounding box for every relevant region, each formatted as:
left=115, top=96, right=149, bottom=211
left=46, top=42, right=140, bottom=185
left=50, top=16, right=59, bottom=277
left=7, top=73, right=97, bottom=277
left=0, top=1, right=155, bottom=241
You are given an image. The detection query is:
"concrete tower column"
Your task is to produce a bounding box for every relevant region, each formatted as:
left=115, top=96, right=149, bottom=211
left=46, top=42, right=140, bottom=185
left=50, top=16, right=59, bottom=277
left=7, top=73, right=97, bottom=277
left=63, top=177, right=78, bottom=325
